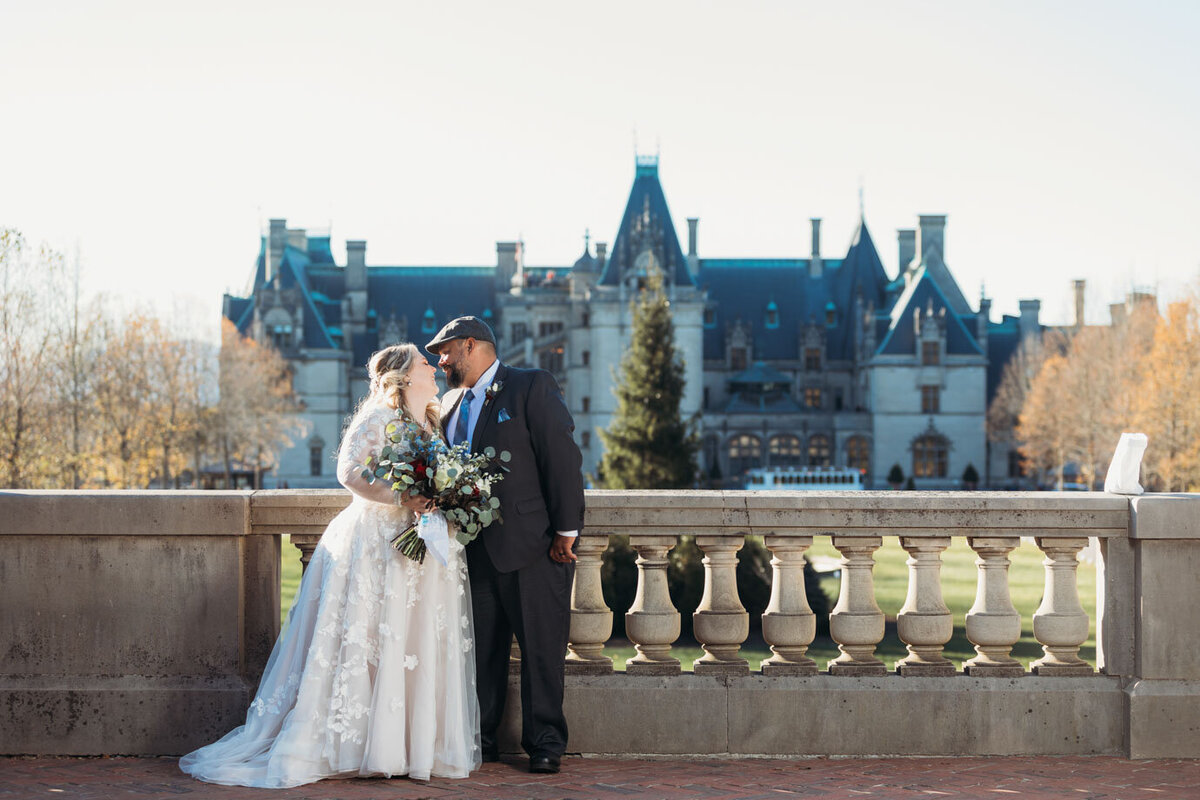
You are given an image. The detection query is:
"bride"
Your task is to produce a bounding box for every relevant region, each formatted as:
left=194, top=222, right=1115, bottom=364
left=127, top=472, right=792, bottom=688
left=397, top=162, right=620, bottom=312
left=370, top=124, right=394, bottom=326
left=180, top=343, right=480, bottom=788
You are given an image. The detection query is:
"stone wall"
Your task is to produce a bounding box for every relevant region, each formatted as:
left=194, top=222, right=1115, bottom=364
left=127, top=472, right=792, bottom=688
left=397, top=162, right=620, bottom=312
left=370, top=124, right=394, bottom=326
left=2, top=489, right=1199, bottom=758
left=0, top=491, right=275, bottom=755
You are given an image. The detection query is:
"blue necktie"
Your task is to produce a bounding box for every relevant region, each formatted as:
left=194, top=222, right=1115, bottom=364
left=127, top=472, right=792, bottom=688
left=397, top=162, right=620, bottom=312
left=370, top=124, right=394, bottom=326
left=454, top=390, right=473, bottom=446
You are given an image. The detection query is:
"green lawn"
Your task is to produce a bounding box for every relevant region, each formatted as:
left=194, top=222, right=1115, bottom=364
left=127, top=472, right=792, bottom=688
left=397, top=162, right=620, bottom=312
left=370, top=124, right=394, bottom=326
left=279, top=536, right=1096, bottom=671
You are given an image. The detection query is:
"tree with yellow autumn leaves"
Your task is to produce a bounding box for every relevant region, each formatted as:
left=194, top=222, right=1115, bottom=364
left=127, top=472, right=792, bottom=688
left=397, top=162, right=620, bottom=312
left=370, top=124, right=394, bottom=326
left=1011, top=289, right=1200, bottom=492
left=0, top=228, right=305, bottom=489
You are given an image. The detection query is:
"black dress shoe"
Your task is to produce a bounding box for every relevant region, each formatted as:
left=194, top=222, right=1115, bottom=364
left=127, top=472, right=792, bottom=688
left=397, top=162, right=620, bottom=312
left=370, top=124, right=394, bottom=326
left=529, top=755, right=561, bottom=774
left=481, top=750, right=500, bottom=763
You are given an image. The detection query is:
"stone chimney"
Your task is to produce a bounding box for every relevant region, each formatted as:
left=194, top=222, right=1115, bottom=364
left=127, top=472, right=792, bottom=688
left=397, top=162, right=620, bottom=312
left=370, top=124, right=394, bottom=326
left=1073, top=279, right=1086, bottom=328
left=287, top=228, right=307, bottom=252
left=809, top=218, right=823, bottom=279
left=917, top=215, right=946, bottom=264
left=977, top=296, right=991, bottom=351
left=1110, top=302, right=1127, bottom=326
left=267, top=218, right=287, bottom=283
left=898, top=229, right=916, bottom=272
left=346, top=240, right=367, bottom=291
left=686, top=218, right=699, bottom=279
left=1018, top=299, right=1041, bottom=344
left=496, top=241, right=519, bottom=291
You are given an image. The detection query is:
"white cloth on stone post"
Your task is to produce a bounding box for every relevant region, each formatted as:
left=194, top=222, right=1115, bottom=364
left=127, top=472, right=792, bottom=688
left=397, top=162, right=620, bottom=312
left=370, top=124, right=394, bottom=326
left=1104, top=432, right=1148, bottom=495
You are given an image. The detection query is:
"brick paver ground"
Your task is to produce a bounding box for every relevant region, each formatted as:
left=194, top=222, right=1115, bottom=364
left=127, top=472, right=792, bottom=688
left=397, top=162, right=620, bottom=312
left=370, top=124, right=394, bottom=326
left=2, top=755, right=1198, bottom=800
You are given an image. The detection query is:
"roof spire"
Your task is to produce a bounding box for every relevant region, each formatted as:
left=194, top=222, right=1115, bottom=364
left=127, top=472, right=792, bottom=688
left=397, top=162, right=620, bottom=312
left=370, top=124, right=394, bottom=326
left=858, top=177, right=865, bottom=220
left=583, top=228, right=591, bottom=254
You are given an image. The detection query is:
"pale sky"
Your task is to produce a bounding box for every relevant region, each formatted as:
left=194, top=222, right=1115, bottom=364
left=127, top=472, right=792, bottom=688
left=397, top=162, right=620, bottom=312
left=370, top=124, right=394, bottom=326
left=3, top=1, right=1198, bottom=340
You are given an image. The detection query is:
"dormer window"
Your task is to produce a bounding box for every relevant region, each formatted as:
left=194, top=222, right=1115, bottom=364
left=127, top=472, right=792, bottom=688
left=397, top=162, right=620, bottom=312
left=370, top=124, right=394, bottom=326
left=765, top=301, right=780, bottom=330
left=922, top=341, right=940, bottom=365
left=271, top=324, right=292, bottom=349
left=825, top=301, right=837, bottom=327
left=421, top=307, right=437, bottom=334
left=703, top=307, right=717, bottom=328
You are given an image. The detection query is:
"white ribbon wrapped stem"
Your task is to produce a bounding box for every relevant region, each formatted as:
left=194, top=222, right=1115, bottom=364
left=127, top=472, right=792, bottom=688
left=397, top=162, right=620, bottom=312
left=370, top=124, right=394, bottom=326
left=417, top=510, right=450, bottom=566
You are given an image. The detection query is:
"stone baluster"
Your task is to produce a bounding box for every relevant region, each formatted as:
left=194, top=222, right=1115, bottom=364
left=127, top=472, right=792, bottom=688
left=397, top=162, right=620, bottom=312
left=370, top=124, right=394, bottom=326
left=828, top=536, right=887, bottom=676
left=624, top=535, right=681, bottom=675
left=896, top=536, right=955, bottom=675
left=693, top=535, right=750, bottom=675
left=566, top=534, right=614, bottom=674
left=964, top=537, right=1024, bottom=677
left=760, top=535, right=818, bottom=675
left=1031, top=537, right=1094, bottom=676
left=290, top=533, right=321, bottom=573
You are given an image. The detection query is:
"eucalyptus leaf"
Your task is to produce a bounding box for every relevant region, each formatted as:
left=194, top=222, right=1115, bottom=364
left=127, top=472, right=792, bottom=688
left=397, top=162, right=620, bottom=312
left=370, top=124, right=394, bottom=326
left=374, top=467, right=388, bottom=478
left=479, top=509, right=492, bottom=526
left=447, top=467, right=458, bottom=479
left=484, top=446, right=496, bottom=458
left=500, top=451, right=512, bottom=462
left=456, top=530, right=473, bottom=545
left=360, top=469, right=370, bottom=480
left=460, top=486, right=472, bottom=495
left=489, top=497, right=500, bottom=509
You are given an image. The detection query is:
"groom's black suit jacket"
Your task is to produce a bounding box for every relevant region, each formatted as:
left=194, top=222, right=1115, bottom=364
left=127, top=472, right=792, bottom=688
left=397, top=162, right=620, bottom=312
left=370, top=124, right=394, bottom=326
left=440, top=362, right=585, bottom=573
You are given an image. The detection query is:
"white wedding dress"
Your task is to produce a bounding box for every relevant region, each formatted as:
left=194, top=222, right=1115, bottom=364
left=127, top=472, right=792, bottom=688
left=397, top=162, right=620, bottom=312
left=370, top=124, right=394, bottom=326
left=180, top=400, right=480, bottom=788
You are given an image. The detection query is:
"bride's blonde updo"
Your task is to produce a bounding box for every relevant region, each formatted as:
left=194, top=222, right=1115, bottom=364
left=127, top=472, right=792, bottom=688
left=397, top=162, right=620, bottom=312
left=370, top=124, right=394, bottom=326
left=365, top=343, right=440, bottom=431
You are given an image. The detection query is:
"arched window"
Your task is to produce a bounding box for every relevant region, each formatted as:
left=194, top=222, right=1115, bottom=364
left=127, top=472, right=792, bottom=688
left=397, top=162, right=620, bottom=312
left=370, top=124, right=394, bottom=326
left=846, top=436, right=870, bottom=473
left=913, top=435, right=949, bottom=478
left=421, top=307, right=437, bottom=334
left=807, top=434, right=831, bottom=467
left=727, top=434, right=762, bottom=476
left=768, top=434, right=803, bottom=468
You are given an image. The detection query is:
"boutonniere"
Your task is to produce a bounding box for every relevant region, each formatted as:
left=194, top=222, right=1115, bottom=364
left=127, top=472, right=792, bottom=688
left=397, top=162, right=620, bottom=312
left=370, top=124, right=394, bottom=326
left=484, top=380, right=504, bottom=406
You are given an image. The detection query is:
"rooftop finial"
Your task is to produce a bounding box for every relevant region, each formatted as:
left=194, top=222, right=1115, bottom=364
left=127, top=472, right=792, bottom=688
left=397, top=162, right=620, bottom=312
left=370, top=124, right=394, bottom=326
left=858, top=177, right=865, bottom=219
left=584, top=228, right=591, bottom=254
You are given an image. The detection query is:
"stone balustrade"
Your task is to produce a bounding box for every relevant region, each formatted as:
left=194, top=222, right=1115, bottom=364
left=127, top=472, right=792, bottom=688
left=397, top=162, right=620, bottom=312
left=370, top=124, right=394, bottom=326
left=3, top=489, right=1199, bottom=759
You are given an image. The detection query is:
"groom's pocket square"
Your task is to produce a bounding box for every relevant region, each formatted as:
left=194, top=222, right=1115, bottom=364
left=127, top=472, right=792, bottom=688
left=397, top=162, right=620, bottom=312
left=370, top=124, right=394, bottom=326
left=497, top=408, right=512, bottom=423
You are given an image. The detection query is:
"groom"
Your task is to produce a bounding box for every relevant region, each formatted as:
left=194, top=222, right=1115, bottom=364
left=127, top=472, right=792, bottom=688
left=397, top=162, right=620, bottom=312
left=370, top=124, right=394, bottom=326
left=426, top=316, right=585, bottom=774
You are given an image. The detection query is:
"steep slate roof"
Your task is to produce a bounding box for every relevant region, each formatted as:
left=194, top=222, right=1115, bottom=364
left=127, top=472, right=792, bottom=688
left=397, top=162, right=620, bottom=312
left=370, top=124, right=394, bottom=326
left=876, top=266, right=983, bottom=357
left=698, top=258, right=846, bottom=362
left=986, top=315, right=1022, bottom=404
left=828, top=219, right=891, bottom=361
left=278, top=247, right=339, bottom=349
left=361, top=267, right=497, bottom=364
left=597, top=158, right=695, bottom=288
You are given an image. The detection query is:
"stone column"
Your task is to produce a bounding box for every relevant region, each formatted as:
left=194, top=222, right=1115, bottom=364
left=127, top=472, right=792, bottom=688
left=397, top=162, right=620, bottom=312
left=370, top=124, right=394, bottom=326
left=625, top=535, right=681, bottom=675
left=566, top=534, right=614, bottom=674
left=963, top=537, right=1024, bottom=677
left=828, top=536, right=886, bottom=676
left=761, top=535, right=818, bottom=675
left=1031, top=537, right=1094, bottom=676
left=290, top=533, right=321, bottom=572
left=896, top=536, right=955, bottom=676
left=693, top=535, right=750, bottom=675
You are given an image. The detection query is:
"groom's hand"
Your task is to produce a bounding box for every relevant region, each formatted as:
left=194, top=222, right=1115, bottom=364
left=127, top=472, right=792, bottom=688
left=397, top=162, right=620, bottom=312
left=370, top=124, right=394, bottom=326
left=549, top=535, right=577, bottom=563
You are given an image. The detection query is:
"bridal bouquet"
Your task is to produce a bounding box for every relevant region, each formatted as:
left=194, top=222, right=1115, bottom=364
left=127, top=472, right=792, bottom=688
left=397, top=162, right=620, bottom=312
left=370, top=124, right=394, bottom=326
left=361, top=411, right=511, bottom=563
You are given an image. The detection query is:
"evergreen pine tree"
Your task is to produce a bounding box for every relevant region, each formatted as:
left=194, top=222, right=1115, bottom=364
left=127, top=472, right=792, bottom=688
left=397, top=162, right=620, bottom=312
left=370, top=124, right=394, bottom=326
left=598, top=269, right=699, bottom=489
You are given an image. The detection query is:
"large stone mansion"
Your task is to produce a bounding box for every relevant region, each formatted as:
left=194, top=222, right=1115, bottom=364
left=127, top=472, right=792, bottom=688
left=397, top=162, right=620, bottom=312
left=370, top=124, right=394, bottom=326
left=223, top=156, right=1048, bottom=489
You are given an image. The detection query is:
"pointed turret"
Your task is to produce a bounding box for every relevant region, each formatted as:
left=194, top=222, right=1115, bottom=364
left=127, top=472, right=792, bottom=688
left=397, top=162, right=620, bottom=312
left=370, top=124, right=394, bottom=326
left=597, top=155, right=694, bottom=288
